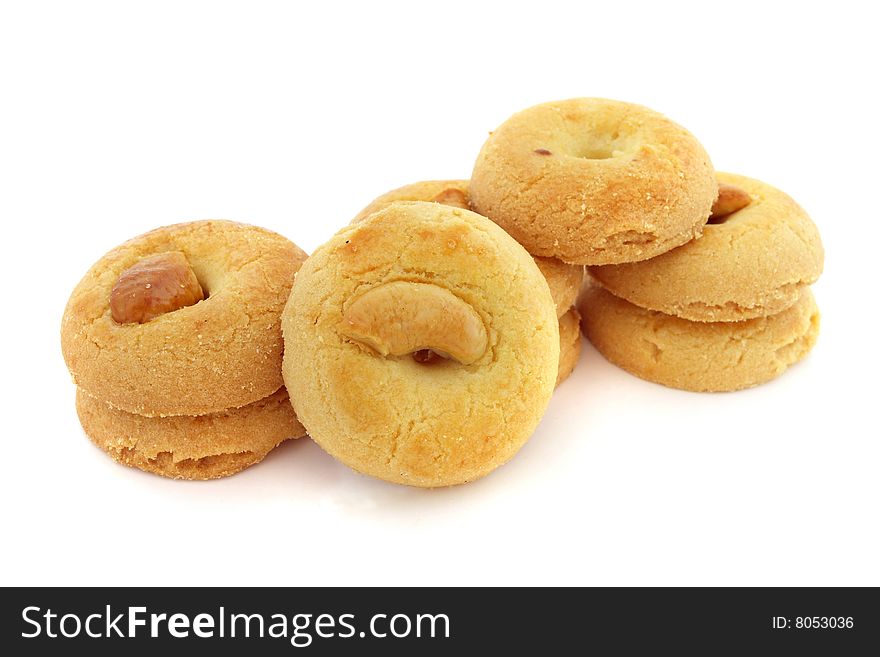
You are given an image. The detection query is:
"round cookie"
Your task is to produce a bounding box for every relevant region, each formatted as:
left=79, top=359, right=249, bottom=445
left=352, top=179, right=584, bottom=317
left=578, top=282, right=820, bottom=392
left=556, top=307, right=582, bottom=386
left=589, top=173, right=824, bottom=321
left=470, top=98, right=716, bottom=265
left=76, top=387, right=306, bottom=480
left=61, top=220, right=308, bottom=417
left=283, top=201, right=559, bottom=488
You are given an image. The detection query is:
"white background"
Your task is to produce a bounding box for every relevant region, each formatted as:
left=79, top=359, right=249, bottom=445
left=1, top=1, right=877, bottom=586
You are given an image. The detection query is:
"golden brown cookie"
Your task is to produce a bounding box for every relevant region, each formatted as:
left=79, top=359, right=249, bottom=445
left=470, top=98, right=716, bottom=265
left=76, top=387, right=306, bottom=480
left=61, top=220, right=308, bottom=417
left=351, top=179, right=472, bottom=223
left=282, top=201, right=559, bottom=488
left=352, top=179, right=584, bottom=317
left=536, top=257, right=584, bottom=318
left=556, top=307, right=582, bottom=386
left=579, top=282, right=820, bottom=392
left=589, top=173, right=824, bottom=321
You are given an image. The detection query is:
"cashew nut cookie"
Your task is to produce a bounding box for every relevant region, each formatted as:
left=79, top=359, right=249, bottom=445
left=282, top=201, right=560, bottom=487
left=589, top=173, right=824, bottom=321
left=470, top=98, right=717, bottom=265
left=556, top=307, right=582, bottom=387
left=76, top=387, right=306, bottom=480
left=351, top=179, right=584, bottom=317
left=578, top=282, right=820, bottom=392
left=61, top=220, right=308, bottom=417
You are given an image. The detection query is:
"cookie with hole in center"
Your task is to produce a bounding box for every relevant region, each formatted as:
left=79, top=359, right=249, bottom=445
left=76, top=387, right=306, bottom=480
left=578, top=281, right=820, bottom=392
left=283, top=201, right=559, bottom=487
left=61, top=220, right=308, bottom=417
left=470, top=98, right=717, bottom=265
left=351, top=179, right=584, bottom=317
left=589, top=173, right=824, bottom=321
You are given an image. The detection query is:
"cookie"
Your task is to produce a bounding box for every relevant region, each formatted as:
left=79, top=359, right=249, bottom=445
left=351, top=179, right=472, bottom=222
left=536, top=257, right=584, bottom=319
left=76, top=387, right=306, bottom=480
left=282, top=201, right=559, bottom=487
left=556, top=307, right=582, bottom=386
left=352, top=179, right=584, bottom=317
left=61, top=220, right=308, bottom=417
left=578, top=282, right=820, bottom=392
left=589, top=173, right=824, bottom=321
left=470, top=98, right=716, bottom=265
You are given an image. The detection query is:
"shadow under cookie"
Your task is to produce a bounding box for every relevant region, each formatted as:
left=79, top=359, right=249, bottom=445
left=76, top=387, right=306, bottom=480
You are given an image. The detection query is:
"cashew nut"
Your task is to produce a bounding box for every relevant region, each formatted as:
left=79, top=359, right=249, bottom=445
left=709, top=182, right=752, bottom=222
left=340, top=281, right=488, bottom=365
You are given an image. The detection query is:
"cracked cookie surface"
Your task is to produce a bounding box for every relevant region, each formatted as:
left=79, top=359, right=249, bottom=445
left=282, top=201, right=559, bottom=487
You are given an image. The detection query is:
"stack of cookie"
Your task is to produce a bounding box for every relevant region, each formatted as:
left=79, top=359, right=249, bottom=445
left=467, top=98, right=823, bottom=392
left=352, top=180, right=585, bottom=386
left=61, top=220, right=309, bottom=479
left=582, top=173, right=824, bottom=391
left=59, top=96, right=826, bottom=489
